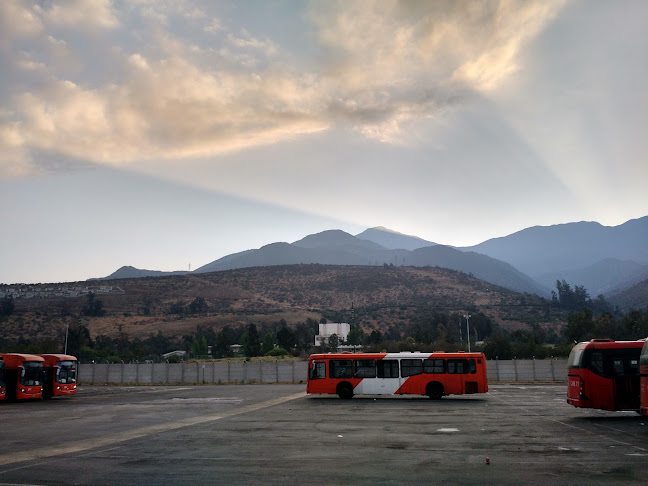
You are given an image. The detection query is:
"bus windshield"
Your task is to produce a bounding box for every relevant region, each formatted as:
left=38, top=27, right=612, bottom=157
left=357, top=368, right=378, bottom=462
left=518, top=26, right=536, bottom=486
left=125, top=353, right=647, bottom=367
left=56, top=361, right=77, bottom=384
left=20, top=361, right=43, bottom=386
left=0, top=361, right=5, bottom=388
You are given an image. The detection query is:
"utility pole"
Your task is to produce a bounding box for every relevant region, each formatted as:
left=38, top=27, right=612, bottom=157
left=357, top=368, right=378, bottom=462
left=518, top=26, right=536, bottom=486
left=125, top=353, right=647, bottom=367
left=463, top=314, right=471, bottom=353
left=351, top=302, right=356, bottom=353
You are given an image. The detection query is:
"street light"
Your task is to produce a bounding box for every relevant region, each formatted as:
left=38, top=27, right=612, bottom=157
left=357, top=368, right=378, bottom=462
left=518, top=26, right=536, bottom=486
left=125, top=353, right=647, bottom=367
left=463, top=314, right=471, bottom=353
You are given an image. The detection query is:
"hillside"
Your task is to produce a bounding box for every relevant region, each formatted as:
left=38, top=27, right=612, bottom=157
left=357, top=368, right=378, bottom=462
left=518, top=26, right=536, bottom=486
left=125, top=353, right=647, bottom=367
left=2, top=265, right=565, bottom=344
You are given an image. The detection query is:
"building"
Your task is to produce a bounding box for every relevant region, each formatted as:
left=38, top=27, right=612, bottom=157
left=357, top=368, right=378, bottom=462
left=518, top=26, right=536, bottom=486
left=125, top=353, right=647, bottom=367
left=315, top=322, right=351, bottom=347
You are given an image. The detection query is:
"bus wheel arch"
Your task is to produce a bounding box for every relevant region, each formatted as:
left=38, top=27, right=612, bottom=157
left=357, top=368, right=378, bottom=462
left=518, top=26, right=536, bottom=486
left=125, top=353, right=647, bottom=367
left=426, top=381, right=444, bottom=399
left=337, top=382, right=354, bottom=399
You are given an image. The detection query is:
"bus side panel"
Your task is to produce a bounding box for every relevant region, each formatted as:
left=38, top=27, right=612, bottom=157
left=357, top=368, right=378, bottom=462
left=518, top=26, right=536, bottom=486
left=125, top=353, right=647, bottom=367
left=354, top=377, right=401, bottom=395
left=640, top=367, right=648, bottom=416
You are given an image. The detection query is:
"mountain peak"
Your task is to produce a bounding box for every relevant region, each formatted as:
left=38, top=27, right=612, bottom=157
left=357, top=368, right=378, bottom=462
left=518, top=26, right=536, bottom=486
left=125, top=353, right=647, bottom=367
left=356, top=227, right=436, bottom=251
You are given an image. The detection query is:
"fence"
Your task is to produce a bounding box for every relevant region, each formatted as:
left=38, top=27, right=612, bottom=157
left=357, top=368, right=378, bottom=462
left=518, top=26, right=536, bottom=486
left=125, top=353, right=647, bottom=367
left=77, top=359, right=567, bottom=385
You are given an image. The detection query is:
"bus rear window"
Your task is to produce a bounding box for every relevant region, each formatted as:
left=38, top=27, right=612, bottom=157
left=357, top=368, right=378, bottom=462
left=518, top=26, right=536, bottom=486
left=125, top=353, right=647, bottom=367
left=567, top=345, right=586, bottom=368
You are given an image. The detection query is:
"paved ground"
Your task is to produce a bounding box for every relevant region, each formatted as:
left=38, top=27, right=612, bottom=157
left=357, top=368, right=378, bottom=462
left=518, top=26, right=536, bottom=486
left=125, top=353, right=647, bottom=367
left=1, top=384, right=647, bottom=485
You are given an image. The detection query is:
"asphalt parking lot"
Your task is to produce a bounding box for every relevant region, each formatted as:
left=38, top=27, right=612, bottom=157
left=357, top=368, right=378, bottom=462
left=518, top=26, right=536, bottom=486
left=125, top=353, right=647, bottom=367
left=1, top=384, right=647, bottom=485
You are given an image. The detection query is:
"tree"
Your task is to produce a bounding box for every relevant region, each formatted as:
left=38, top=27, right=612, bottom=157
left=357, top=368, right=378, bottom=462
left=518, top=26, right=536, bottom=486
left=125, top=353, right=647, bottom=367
left=347, top=328, right=363, bottom=348
left=82, top=292, right=105, bottom=317
left=191, top=336, right=208, bottom=357
left=0, top=296, right=15, bottom=316
left=242, top=323, right=261, bottom=357
left=482, top=332, right=513, bottom=359
left=261, top=331, right=275, bottom=355
left=565, top=308, right=594, bottom=343
left=276, top=324, right=296, bottom=351
left=189, top=297, right=208, bottom=314
left=328, top=333, right=339, bottom=352
left=214, top=326, right=233, bottom=358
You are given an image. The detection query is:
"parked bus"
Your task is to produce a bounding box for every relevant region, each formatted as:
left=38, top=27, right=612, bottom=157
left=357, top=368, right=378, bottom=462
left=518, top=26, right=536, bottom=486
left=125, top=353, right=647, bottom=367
left=39, top=354, right=77, bottom=399
left=567, top=339, right=644, bottom=411
left=0, top=353, right=45, bottom=400
left=0, top=356, right=6, bottom=401
left=640, top=340, right=648, bottom=416
left=307, top=351, right=488, bottom=399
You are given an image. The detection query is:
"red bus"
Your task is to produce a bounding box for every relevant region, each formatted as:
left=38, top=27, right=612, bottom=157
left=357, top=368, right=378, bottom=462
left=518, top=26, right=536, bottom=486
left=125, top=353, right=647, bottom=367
left=567, top=339, right=644, bottom=411
left=39, top=354, right=78, bottom=399
left=0, top=353, right=45, bottom=400
left=0, top=356, right=6, bottom=401
left=307, top=351, right=488, bottom=399
left=640, top=340, right=648, bottom=416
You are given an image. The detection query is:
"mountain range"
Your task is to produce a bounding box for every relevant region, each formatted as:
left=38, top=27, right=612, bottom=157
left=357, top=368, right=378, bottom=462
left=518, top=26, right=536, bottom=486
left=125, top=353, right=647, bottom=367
left=101, top=216, right=648, bottom=302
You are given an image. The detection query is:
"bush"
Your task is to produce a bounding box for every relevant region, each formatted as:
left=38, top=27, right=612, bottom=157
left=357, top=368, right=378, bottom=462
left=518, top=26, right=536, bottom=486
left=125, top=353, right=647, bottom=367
left=265, top=347, right=289, bottom=357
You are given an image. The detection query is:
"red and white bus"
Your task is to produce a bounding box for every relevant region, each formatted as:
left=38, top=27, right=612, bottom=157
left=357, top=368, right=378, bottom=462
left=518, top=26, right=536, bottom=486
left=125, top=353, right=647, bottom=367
left=0, top=356, right=6, bottom=401
left=567, top=339, right=644, bottom=411
left=39, top=354, right=77, bottom=399
left=640, top=340, right=648, bottom=416
left=307, top=351, right=488, bottom=399
left=0, top=353, right=45, bottom=401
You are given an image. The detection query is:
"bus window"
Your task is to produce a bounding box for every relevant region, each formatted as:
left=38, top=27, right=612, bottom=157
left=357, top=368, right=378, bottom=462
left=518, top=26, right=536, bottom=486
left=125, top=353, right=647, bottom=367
left=377, top=360, right=399, bottom=378
left=401, top=359, right=423, bottom=377
left=590, top=352, right=605, bottom=375
left=423, top=359, right=446, bottom=374
left=330, top=360, right=352, bottom=379
left=448, top=359, right=469, bottom=374
left=469, top=359, right=477, bottom=374
left=354, top=360, right=376, bottom=378
left=310, top=362, right=326, bottom=380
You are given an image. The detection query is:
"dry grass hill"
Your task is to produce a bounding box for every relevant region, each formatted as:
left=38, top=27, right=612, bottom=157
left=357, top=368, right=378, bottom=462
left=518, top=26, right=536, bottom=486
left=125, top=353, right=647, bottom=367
left=1, top=265, right=566, bottom=344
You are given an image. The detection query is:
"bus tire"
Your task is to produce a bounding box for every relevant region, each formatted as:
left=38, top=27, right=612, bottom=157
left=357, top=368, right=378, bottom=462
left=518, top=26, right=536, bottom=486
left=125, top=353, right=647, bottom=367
left=337, top=382, right=354, bottom=399
left=427, top=382, right=444, bottom=400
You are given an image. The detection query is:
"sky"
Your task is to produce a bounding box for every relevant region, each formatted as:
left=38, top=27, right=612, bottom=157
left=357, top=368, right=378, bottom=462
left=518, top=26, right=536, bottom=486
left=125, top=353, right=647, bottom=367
left=1, top=0, right=647, bottom=285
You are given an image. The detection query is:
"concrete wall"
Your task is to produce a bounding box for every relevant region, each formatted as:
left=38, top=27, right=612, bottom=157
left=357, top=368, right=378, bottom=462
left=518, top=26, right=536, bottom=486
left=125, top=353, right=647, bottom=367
left=77, top=359, right=567, bottom=385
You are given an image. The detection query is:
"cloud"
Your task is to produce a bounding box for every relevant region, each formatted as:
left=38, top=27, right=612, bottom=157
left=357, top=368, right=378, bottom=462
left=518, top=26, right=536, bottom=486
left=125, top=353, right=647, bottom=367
left=0, top=0, right=567, bottom=175
left=37, top=0, right=119, bottom=31
left=0, top=0, right=43, bottom=40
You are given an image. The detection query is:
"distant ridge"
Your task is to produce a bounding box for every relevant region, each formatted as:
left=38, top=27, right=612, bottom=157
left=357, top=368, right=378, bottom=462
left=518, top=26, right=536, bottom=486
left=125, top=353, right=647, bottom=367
left=96, top=266, right=190, bottom=280
left=95, top=216, right=648, bottom=308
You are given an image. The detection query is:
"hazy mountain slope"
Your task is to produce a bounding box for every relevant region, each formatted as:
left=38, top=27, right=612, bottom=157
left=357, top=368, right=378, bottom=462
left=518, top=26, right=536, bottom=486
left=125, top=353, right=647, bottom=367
left=463, top=216, right=648, bottom=277
left=191, top=231, right=543, bottom=295
left=607, top=278, right=648, bottom=313
left=356, top=226, right=436, bottom=250
left=406, top=246, right=548, bottom=295
left=535, top=259, right=648, bottom=297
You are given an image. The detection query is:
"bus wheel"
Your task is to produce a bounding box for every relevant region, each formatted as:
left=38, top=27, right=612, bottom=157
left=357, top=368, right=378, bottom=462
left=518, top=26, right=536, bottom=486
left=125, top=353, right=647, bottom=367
left=337, top=382, right=354, bottom=399
left=427, top=382, right=444, bottom=400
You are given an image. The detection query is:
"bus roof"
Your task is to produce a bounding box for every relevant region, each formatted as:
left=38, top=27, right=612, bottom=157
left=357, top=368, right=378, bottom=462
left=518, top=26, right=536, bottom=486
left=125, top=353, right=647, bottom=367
left=309, top=351, right=486, bottom=360
left=39, top=354, right=77, bottom=361
left=576, top=339, right=646, bottom=350
left=0, top=353, right=45, bottom=362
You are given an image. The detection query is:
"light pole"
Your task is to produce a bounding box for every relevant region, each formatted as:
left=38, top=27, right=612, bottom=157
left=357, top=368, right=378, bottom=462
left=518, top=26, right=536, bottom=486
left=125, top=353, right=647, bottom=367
left=64, top=321, right=69, bottom=354
left=463, top=314, right=471, bottom=353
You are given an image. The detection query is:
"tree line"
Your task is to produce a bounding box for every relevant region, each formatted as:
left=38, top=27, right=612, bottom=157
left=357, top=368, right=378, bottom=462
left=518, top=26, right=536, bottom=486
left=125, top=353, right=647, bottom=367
left=2, top=283, right=647, bottom=362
